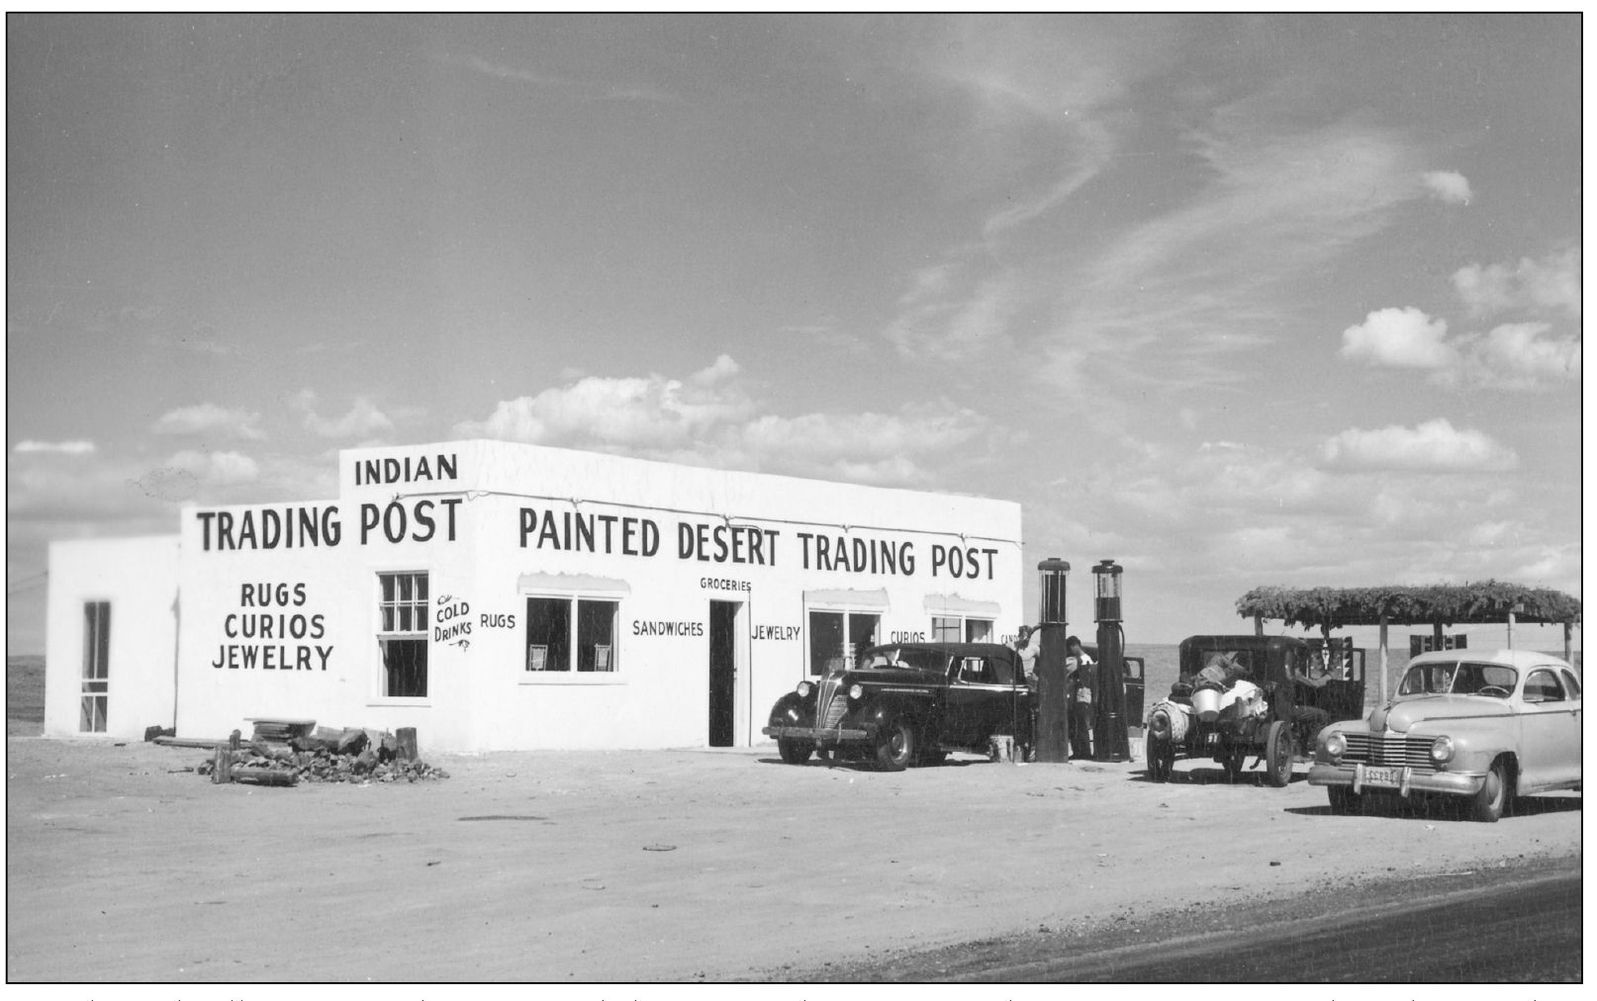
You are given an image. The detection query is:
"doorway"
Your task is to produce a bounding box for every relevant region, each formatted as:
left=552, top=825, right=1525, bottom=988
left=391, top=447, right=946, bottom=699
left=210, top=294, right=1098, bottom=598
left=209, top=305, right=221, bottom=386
left=708, top=600, right=740, bottom=747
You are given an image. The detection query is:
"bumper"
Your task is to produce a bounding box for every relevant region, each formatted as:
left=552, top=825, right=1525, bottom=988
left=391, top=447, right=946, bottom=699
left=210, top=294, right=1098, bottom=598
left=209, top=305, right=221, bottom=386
left=762, top=724, right=877, bottom=746
left=1308, top=762, right=1485, bottom=798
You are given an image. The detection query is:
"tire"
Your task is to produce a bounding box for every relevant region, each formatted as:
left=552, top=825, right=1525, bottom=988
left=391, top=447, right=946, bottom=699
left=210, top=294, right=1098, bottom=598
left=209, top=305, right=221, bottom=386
left=1327, top=785, right=1361, bottom=815
left=777, top=739, right=812, bottom=765
left=1470, top=757, right=1509, bottom=823
left=875, top=718, right=915, bottom=772
left=1265, top=720, right=1293, bottom=788
left=1145, top=732, right=1173, bottom=783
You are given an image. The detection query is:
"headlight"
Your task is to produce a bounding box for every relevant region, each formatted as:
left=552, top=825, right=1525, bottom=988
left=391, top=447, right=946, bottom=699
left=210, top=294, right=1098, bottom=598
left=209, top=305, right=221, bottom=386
left=796, top=681, right=812, bottom=698
left=1430, top=735, right=1454, bottom=766
left=1322, top=731, right=1346, bottom=763
left=848, top=683, right=864, bottom=700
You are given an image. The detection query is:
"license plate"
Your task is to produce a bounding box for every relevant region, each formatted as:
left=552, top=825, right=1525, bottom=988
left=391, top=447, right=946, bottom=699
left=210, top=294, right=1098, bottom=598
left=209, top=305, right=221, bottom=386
left=1361, top=765, right=1401, bottom=787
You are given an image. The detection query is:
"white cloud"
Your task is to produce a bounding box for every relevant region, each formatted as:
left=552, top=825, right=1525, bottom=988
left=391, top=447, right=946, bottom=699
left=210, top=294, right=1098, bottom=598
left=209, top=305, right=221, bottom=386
left=303, top=396, right=396, bottom=439
left=1453, top=322, right=1582, bottom=389
left=152, top=403, right=265, bottom=440
left=454, top=358, right=993, bottom=488
left=166, top=449, right=261, bottom=487
left=1320, top=419, right=1517, bottom=473
left=1340, top=307, right=1456, bottom=369
left=1452, top=247, right=1581, bottom=318
left=1422, top=170, right=1472, bottom=205
left=12, top=440, right=96, bottom=456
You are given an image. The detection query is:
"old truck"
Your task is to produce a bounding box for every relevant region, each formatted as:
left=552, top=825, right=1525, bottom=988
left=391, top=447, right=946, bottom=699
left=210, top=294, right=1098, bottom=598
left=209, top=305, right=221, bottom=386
left=1144, top=635, right=1365, bottom=785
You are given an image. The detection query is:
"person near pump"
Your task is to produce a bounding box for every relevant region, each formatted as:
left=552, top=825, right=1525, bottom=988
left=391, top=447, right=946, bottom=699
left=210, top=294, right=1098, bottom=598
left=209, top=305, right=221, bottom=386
left=1287, top=651, right=1334, bottom=743
left=1065, top=635, right=1095, bottom=759
left=1014, top=625, right=1042, bottom=761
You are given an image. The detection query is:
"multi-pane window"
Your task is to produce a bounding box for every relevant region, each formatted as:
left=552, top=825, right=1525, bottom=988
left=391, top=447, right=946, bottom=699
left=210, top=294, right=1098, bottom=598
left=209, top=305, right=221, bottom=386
left=930, top=616, right=994, bottom=644
left=378, top=572, right=429, bottom=697
left=526, top=596, right=619, bottom=673
left=80, top=601, right=110, bottom=732
left=808, top=610, right=879, bottom=675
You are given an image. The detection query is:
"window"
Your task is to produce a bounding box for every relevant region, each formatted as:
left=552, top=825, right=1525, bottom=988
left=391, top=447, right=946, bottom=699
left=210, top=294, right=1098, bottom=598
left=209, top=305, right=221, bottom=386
left=526, top=596, right=619, bottom=673
left=1523, top=669, right=1566, bottom=703
left=931, top=616, right=995, bottom=644
left=377, top=572, right=429, bottom=698
left=808, top=610, right=879, bottom=675
left=1560, top=670, right=1582, bottom=698
left=80, top=601, right=109, bottom=732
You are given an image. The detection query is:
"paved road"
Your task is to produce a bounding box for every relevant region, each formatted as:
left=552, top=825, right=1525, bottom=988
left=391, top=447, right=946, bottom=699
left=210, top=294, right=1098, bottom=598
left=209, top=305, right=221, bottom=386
left=796, top=857, right=1582, bottom=983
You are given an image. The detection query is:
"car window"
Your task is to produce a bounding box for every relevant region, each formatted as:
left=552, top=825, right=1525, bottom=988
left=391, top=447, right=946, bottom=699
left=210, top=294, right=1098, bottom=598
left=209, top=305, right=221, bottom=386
left=1523, top=669, right=1566, bottom=703
left=1452, top=662, right=1517, bottom=697
left=958, top=657, right=996, bottom=684
left=1399, top=663, right=1455, bottom=696
left=1560, top=670, right=1581, bottom=698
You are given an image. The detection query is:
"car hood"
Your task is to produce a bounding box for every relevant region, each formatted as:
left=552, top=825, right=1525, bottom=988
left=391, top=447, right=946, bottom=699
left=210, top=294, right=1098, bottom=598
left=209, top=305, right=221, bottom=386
left=1369, top=695, right=1512, bottom=733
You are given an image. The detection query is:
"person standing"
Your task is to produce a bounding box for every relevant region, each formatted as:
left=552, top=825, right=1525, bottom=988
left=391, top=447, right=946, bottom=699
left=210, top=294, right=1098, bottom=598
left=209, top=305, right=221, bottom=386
left=1014, top=625, right=1042, bottom=760
left=1065, top=635, right=1095, bottom=759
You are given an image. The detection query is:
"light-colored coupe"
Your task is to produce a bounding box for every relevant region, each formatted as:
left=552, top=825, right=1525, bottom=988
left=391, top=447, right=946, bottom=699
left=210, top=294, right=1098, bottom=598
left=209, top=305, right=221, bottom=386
left=1308, top=648, right=1581, bottom=822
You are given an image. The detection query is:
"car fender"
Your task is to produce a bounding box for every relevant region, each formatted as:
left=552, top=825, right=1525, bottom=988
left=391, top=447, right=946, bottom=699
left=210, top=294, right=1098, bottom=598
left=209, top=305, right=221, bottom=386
left=767, top=691, right=815, bottom=729
left=853, top=691, right=935, bottom=737
left=1405, top=718, right=1516, bottom=779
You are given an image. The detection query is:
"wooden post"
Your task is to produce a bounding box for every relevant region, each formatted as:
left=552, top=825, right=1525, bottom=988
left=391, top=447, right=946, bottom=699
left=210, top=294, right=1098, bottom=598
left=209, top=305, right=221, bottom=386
left=1565, top=622, right=1574, bottom=664
left=211, top=744, right=233, bottom=784
left=1378, top=614, right=1389, bottom=706
left=1507, top=608, right=1517, bottom=651
left=396, top=727, right=418, bottom=762
left=1254, top=615, right=1264, bottom=638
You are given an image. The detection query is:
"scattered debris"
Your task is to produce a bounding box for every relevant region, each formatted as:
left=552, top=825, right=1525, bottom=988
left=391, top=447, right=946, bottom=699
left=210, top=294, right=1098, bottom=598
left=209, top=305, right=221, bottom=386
left=643, top=843, right=677, bottom=852
left=192, top=723, right=447, bottom=786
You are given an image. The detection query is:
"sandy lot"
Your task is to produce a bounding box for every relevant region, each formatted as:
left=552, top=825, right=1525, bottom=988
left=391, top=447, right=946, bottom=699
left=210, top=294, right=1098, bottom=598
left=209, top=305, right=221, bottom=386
left=4, top=734, right=1581, bottom=983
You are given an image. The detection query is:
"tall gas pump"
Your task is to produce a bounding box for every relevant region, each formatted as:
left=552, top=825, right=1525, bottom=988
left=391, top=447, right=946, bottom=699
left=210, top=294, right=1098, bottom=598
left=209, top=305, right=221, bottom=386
left=1033, top=559, right=1072, bottom=763
left=1092, top=558, right=1130, bottom=762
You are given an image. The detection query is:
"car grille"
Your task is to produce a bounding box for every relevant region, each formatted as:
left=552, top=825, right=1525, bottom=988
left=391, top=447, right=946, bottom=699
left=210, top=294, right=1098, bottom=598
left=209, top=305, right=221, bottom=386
left=816, top=676, right=848, bottom=731
left=1343, top=733, right=1434, bottom=770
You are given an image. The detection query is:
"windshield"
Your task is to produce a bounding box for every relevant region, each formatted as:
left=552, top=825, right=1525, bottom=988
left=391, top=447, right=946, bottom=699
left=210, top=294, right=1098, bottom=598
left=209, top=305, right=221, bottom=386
left=1398, top=661, right=1518, bottom=698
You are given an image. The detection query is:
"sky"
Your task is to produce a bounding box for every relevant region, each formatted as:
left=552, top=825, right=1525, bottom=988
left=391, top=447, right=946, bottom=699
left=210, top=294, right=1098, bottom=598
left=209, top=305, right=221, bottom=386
left=5, top=13, right=1584, bottom=653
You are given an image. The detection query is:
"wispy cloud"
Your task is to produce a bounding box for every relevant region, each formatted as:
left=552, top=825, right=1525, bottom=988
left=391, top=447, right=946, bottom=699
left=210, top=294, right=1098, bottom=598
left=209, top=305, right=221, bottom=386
left=434, top=52, right=683, bottom=104
left=1452, top=246, right=1581, bottom=318
left=152, top=403, right=266, bottom=440
left=296, top=392, right=398, bottom=440
left=13, top=440, right=96, bottom=456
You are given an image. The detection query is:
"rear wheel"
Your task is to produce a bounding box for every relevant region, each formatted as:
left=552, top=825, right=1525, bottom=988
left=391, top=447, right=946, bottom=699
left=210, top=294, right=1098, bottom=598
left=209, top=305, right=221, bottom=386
left=1470, top=756, right=1509, bottom=823
left=1265, top=721, right=1293, bottom=788
left=875, top=718, right=915, bottom=772
left=777, top=739, right=812, bottom=765
left=1327, top=785, right=1362, bottom=815
left=1145, top=732, right=1173, bottom=783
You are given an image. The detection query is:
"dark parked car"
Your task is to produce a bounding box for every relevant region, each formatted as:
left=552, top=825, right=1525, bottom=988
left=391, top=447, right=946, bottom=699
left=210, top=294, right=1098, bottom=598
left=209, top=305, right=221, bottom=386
left=761, top=642, right=1030, bottom=770
left=1145, top=635, right=1366, bottom=785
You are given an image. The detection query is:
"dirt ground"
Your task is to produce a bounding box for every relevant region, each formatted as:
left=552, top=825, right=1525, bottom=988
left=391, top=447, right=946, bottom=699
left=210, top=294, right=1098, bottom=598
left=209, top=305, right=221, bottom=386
left=4, top=734, right=1582, bottom=984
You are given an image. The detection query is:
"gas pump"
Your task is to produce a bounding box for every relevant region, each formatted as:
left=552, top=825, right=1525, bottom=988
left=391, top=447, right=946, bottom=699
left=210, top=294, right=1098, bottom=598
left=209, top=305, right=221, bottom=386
left=1092, top=559, right=1130, bottom=762
left=1033, top=559, right=1072, bottom=763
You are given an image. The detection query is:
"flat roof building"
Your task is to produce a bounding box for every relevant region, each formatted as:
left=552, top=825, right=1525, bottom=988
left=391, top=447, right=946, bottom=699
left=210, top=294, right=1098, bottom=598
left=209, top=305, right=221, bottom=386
left=45, top=440, right=1023, bottom=752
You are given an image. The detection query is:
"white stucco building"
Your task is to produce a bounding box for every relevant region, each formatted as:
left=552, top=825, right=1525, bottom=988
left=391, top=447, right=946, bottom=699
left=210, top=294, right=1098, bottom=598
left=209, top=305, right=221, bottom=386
left=44, top=440, right=1024, bottom=752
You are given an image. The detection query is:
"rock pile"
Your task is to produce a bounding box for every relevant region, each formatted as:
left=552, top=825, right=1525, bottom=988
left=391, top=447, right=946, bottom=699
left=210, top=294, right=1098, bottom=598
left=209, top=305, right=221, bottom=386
left=198, top=727, right=450, bottom=786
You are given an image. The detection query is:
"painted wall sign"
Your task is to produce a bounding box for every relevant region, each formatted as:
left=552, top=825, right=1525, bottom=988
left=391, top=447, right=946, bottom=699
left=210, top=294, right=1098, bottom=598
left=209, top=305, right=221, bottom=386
left=210, top=581, right=333, bottom=671
left=751, top=624, right=800, bottom=641
left=435, top=594, right=472, bottom=649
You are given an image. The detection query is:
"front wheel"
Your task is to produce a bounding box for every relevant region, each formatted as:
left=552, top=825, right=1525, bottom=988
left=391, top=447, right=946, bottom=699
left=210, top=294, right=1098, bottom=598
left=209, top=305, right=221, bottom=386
left=1470, top=757, right=1509, bottom=823
left=875, top=718, right=915, bottom=772
left=1265, top=720, right=1293, bottom=788
left=777, top=739, right=812, bottom=765
left=1145, top=732, right=1173, bottom=783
